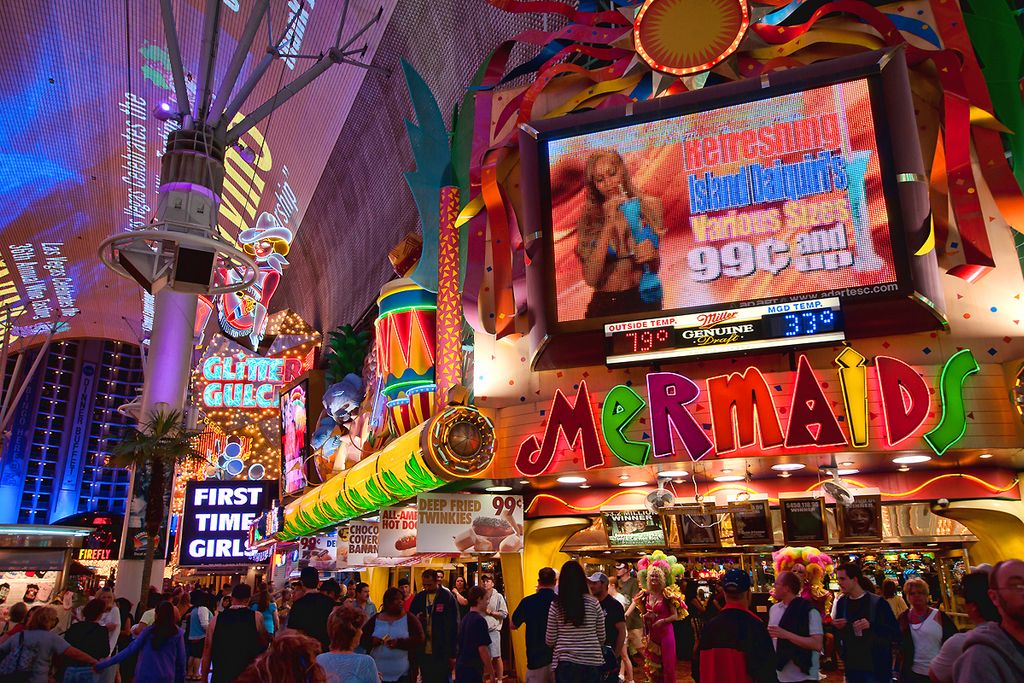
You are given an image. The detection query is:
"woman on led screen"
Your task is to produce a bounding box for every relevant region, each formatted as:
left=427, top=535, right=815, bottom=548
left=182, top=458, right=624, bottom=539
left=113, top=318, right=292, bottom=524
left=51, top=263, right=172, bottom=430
left=575, top=150, right=665, bottom=317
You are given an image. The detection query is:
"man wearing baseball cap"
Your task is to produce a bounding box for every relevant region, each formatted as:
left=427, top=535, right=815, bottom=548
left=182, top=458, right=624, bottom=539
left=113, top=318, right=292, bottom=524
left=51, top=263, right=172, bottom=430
left=588, top=572, right=626, bottom=683
left=696, top=568, right=778, bottom=682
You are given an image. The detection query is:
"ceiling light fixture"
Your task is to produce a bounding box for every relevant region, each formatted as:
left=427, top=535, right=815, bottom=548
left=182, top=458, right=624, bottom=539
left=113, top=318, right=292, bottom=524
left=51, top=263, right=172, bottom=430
left=618, top=480, right=649, bottom=487
left=713, top=475, right=745, bottom=482
left=619, top=473, right=630, bottom=480
left=485, top=485, right=513, bottom=492
left=836, top=469, right=859, bottom=476
left=557, top=476, right=587, bottom=484
left=771, top=463, right=806, bottom=472
left=840, top=461, right=855, bottom=467
left=897, top=465, right=910, bottom=472
left=979, top=453, right=993, bottom=459
left=893, top=455, right=932, bottom=465
left=777, top=472, right=792, bottom=478
left=657, top=470, right=689, bottom=478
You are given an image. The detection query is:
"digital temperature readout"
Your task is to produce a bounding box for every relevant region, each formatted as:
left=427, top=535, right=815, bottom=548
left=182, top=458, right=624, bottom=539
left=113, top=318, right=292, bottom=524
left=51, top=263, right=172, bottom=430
left=605, top=297, right=845, bottom=364
left=764, top=309, right=839, bottom=338
left=611, top=327, right=675, bottom=355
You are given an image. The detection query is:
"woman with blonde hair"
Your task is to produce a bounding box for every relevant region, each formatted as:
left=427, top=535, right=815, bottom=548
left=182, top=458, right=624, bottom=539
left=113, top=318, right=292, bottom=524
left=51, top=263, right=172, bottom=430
left=575, top=149, right=665, bottom=317
left=235, top=629, right=327, bottom=683
left=625, top=566, right=680, bottom=683
left=896, top=577, right=957, bottom=683
left=317, top=606, right=379, bottom=683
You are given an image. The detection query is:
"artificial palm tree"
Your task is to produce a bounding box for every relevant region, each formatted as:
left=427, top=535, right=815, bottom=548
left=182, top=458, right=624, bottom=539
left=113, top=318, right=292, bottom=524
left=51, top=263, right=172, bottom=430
left=108, top=409, right=203, bottom=616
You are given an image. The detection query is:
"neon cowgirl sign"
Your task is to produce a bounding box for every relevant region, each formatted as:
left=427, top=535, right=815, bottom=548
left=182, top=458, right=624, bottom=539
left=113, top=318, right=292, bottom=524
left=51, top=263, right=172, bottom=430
left=201, top=355, right=303, bottom=409
left=515, top=348, right=980, bottom=476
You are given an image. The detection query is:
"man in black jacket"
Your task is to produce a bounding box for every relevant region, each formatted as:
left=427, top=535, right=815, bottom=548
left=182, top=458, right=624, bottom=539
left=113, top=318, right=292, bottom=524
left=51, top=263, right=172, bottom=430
left=409, top=568, right=460, bottom=683
left=768, top=571, right=823, bottom=682
left=832, top=563, right=899, bottom=683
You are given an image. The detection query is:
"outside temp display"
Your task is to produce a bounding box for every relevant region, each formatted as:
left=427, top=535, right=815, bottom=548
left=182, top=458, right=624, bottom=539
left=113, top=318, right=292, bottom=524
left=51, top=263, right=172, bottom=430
left=545, top=78, right=899, bottom=323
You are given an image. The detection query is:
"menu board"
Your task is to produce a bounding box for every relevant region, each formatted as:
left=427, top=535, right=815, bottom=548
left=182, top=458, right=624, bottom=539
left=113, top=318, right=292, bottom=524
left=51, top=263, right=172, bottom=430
left=603, top=510, right=666, bottom=547
left=729, top=500, right=773, bottom=545
left=378, top=507, right=418, bottom=558
left=346, top=522, right=379, bottom=566
left=677, top=505, right=721, bottom=547
left=781, top=496, right=828, bottom=544
left=838, top=494, right=882, bottom=541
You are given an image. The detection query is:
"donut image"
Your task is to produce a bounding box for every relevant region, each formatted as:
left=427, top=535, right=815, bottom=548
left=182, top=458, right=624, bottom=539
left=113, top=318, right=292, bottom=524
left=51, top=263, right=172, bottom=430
left=471, top=516, right=515, bottom=540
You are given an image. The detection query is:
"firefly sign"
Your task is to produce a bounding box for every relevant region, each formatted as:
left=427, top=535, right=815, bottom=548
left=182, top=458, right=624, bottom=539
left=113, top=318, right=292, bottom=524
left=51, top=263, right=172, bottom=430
left=179, top=480, right=278, bottom=566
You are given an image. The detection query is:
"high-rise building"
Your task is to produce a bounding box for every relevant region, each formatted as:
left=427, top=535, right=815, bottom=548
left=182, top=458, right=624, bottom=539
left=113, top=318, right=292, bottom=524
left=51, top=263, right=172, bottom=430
left=0, top=339, right=143, bottom=524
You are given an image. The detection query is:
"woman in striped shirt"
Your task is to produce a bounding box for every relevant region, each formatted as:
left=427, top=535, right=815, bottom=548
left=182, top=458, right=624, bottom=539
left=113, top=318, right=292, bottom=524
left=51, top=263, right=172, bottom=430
left=545, top=560, right=606, bottom=683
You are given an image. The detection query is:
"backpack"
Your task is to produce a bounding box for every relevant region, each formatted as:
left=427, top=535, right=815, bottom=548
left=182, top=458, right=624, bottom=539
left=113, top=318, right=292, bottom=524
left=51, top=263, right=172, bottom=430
left=0, top=632, right=31, bottom=682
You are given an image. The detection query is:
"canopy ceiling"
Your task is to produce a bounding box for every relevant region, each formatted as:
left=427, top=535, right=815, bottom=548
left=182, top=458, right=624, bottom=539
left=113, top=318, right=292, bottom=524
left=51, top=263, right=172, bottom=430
left=0, top=0, right=397, bottom=347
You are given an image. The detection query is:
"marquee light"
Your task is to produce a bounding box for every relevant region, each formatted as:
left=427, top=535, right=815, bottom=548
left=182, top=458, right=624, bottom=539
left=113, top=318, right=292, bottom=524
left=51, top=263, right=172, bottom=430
left=835, top=347, right=869, bottom=447
left=923, top=349, right=980, bottom=456
left=515, top=347, right=980, bottom=478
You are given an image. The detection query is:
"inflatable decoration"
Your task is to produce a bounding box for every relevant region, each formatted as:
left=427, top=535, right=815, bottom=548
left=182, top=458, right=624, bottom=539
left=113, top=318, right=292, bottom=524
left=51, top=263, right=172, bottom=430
left=773, top=545, right=835, bottom=613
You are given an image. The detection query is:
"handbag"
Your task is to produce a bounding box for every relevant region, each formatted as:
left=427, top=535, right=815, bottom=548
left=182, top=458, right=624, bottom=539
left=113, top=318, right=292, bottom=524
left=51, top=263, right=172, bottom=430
left=600, top=644, right=619, bottom=675
left=0, top=632, right=30, bottom=682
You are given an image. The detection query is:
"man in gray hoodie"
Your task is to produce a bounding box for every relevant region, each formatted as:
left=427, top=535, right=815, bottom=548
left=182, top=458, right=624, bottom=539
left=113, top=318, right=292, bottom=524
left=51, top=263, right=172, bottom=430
left=954, top=559, right=1024, bottom=682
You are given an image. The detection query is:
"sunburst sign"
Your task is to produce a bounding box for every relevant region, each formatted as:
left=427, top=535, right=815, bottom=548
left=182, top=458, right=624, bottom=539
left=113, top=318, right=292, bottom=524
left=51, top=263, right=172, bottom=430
left=634, top=0, right=750, bottom=76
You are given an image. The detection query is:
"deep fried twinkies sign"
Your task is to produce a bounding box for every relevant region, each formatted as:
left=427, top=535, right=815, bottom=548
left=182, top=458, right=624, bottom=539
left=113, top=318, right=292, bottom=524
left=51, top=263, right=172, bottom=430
left=180, top=480, right=278, bottom=566
left=516, top=348, right=981, bottom=476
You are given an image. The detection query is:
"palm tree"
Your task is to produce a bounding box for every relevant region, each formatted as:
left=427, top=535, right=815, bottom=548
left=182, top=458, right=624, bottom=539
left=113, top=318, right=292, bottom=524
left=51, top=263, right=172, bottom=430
left=108, top=409, right=203, bottom=616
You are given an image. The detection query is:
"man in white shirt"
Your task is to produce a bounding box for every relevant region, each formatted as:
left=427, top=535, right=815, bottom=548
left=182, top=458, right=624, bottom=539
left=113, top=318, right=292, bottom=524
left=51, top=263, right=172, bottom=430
left=482, top=574, right=508, bottom=682
left=768, top=571, right=823, bottom=683
left=97, top=588, right=121, bottom=683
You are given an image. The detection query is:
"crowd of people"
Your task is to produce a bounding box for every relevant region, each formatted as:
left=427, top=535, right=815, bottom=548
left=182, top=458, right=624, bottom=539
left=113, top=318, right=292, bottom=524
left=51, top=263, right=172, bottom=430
left=3, top=558, right=1024, bottom=683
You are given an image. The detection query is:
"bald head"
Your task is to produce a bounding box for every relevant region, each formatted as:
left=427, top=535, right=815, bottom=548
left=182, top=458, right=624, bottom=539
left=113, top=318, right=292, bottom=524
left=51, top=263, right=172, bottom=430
left=989, top=559, right=1024, bottom=626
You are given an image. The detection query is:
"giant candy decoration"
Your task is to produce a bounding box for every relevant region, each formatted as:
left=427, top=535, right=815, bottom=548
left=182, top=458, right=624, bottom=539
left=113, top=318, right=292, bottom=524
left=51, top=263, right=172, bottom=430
left=374, top=279, right=438, bottom=437
left=279, top=404, right=495, bottom=539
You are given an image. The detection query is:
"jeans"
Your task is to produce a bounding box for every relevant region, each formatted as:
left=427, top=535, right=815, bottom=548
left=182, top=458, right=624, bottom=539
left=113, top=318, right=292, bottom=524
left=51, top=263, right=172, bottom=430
left=555, top=661, right=602, bottom=683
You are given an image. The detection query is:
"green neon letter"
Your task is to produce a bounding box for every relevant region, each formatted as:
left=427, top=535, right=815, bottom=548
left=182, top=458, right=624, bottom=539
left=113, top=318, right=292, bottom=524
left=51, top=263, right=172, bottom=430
left=923, top=349, right=980, bottom=455
left=602, top=385, right=650, bottom=466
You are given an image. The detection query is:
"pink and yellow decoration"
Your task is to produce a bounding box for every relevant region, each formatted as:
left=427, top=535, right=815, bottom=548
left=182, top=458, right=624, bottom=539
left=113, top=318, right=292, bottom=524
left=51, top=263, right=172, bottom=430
left=773, top=545, right=835, bottom=613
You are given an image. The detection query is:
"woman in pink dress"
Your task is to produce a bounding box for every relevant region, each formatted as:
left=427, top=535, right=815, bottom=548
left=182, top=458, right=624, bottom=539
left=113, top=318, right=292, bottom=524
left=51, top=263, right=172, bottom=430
left=625, top=567, right=680, bottom=683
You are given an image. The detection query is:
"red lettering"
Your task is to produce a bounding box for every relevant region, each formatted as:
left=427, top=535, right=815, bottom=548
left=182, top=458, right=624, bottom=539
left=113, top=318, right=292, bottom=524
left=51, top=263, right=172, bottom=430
left=515, top=382, right=604, bottom=477
left=785, top=355, right=848, bottom=448
left=707, top=367, right=784, bottom=454
left=875, top=356, right=930, bottom=446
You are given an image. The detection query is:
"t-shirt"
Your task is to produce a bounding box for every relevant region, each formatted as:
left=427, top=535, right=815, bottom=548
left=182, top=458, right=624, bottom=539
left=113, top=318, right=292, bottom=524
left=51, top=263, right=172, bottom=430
left=511, top=588, right=556, bottom=669
left=0, top=629, right=70, bottom=683
left=99, top=605, right=121, bottom=653
left=484, top=590, right=508, bottom=633
left=928, top=630, right=967, bottom=683
left=317, top=651, right=381, bottom=683
left=251, top=602, right=278, bottom=634
left=64, top=621, right=112, bottom=661
left=768, top=601, right=822, bottom=682
left=288, top=591, right=336, bottom=651
left=619, top=577, right=642, bottom=631
left=456, top=611, right=493, bottom=683
left=598, top=595, right=625, bottom=652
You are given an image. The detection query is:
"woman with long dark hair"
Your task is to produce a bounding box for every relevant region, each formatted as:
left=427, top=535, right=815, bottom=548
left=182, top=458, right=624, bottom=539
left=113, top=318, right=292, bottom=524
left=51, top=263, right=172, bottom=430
left=95, top=601, right=186, bottom=683
left=545, top=560, right=605, bottom=683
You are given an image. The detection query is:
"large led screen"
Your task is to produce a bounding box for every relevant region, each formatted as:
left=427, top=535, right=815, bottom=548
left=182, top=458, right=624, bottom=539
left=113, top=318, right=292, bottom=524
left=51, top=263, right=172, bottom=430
left=280, top=380, right=308, bottom=496
left=545, top=78, right=900, bottom=323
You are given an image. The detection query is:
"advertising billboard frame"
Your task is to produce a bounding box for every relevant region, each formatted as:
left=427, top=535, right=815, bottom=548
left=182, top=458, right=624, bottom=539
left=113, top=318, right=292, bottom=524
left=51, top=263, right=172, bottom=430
left=520, top=47, right=942, bottom=369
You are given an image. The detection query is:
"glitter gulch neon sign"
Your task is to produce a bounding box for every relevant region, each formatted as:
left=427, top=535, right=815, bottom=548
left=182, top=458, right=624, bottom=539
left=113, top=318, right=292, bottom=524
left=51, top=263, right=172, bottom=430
left=201, top=355, right=304, bottom=409
left=515, top=348, right=980, bottom=476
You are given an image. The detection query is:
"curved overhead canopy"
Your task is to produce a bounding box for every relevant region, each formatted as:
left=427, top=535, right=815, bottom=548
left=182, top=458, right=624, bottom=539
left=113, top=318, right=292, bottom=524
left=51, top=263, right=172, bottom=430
left=0, top=0, right=396, bottom=347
